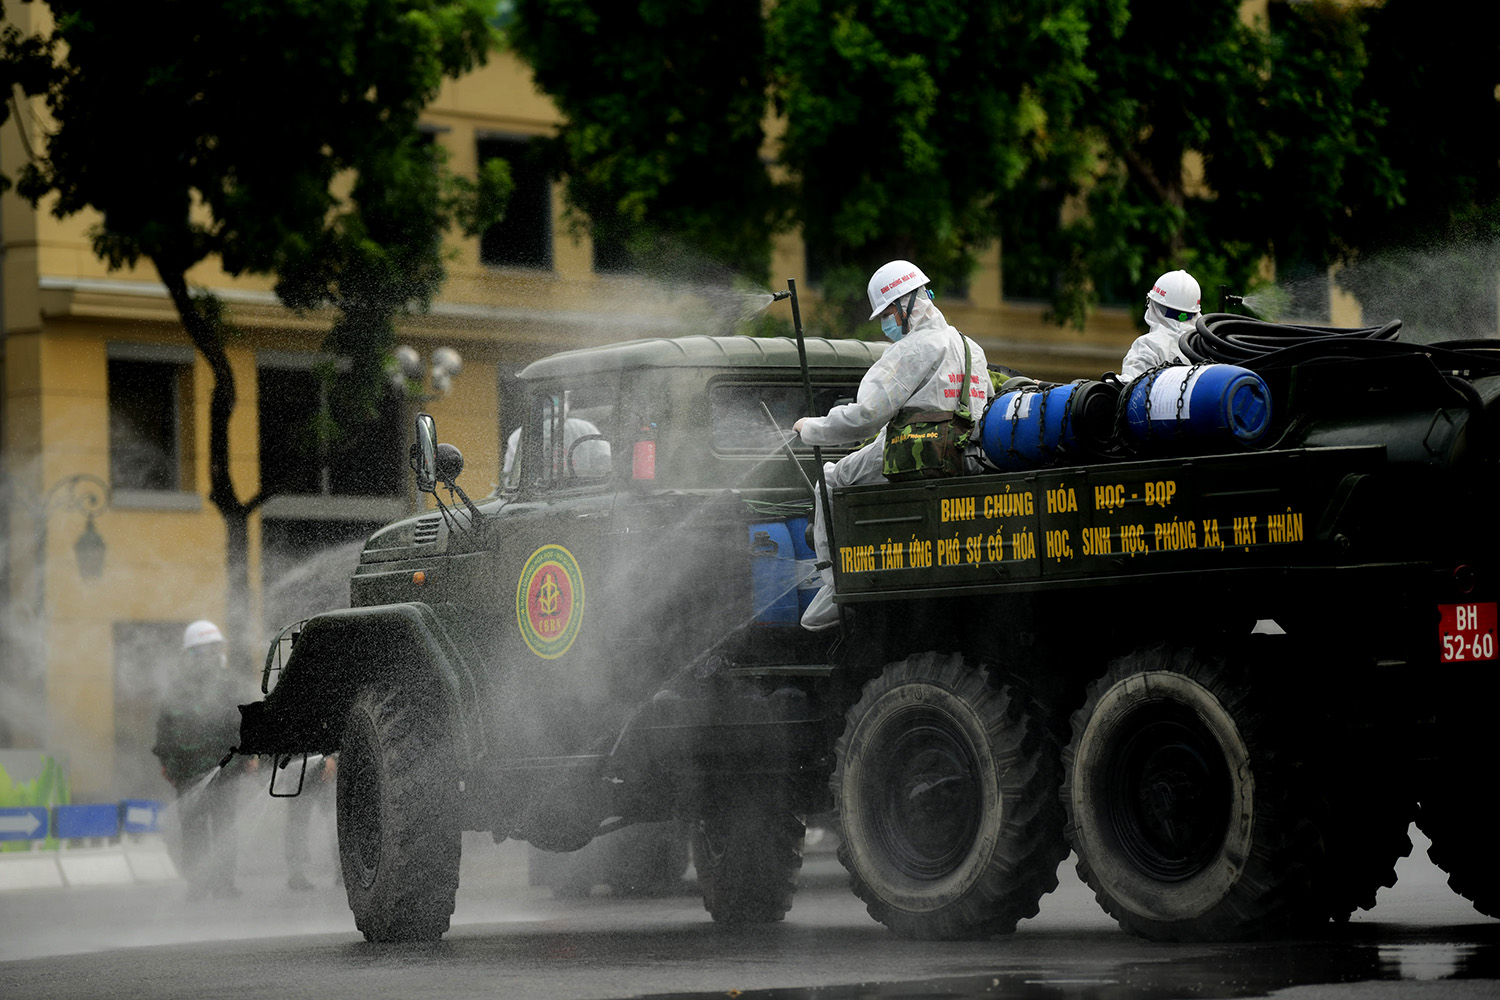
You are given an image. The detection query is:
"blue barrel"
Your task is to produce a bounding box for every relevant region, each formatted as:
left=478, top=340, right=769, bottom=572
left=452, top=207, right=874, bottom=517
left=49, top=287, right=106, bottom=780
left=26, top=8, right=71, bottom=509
left=979, top=380, right=1119, bottom=471
left=786, top=516, right=819, bottom=615
left=749, top=522, right=798, bottom=625
left=750, top=518, right=820, bottom=624
left=1123, top=364, right=1271, bottom=445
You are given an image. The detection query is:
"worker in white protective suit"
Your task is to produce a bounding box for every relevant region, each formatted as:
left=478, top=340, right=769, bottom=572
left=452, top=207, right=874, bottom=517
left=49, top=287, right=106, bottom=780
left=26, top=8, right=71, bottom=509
left=792, top=260, right=989, bottom=630
left=502, top=415, right=610, bottom=489
left=1120, top=269, right=1201, bottom=379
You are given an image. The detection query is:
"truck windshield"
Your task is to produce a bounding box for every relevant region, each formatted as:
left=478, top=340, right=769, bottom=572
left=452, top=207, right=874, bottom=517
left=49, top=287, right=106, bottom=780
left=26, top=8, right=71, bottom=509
left=504, top=385, right=615, bottom=490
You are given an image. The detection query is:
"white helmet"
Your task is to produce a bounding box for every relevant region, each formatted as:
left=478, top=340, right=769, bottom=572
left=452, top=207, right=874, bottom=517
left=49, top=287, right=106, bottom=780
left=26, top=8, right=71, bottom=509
left=183, top=619, right=225, bottom=651
left=866, top=260, right=930, bottom=320
left=1147, top=269, right=1201, bottom=322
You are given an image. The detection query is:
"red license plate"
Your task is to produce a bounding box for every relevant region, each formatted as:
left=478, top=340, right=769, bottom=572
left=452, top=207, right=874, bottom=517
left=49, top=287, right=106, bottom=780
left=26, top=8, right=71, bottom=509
left=1439, top=602, right=1498, bottom=662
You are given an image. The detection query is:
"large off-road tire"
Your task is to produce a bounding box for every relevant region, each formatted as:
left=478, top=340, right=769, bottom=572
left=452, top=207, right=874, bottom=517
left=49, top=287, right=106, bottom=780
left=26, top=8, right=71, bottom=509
left=337, top=684, right=461, bottom=942
left=1062, top=644, right=1319, bottom=942
left=1305, top=737, right=1414, bottom=924
left=1419, top=766, right=1500, bottom=918
left=692, top=788, right=805, bottom=923
left=833, top=651, right=1067, bottom=940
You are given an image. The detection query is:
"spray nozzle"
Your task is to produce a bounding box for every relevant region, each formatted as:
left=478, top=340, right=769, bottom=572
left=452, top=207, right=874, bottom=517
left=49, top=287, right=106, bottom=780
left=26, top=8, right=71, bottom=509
left=770, top=290, right=792, bottom=302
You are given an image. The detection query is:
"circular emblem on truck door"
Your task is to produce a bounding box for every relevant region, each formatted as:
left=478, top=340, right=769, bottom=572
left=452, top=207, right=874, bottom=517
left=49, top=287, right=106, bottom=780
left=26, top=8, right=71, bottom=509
left=517, top=544, right=585, bottom=659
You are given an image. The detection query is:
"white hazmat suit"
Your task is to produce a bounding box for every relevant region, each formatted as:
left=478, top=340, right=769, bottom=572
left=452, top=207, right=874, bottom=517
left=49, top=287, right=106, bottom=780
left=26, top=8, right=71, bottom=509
left=796, top=294, right=989, bottom=629
left=1120, top=311, right=1193, bottom=379
left=1121, top=270, right=1201, bottom=379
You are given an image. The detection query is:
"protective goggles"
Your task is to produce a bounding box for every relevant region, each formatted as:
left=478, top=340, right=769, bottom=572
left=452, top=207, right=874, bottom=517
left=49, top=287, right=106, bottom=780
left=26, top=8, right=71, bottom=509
left=1151, top=299, right=1199, bottom=324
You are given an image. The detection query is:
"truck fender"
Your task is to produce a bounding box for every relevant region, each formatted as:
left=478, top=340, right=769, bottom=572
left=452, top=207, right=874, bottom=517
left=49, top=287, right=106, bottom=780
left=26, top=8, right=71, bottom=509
left=237, top=602, right=483, bottom=769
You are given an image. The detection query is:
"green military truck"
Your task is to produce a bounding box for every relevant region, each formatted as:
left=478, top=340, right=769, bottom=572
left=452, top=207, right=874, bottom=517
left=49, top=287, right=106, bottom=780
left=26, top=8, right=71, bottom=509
left=239, top=315, right=1500, bottom=944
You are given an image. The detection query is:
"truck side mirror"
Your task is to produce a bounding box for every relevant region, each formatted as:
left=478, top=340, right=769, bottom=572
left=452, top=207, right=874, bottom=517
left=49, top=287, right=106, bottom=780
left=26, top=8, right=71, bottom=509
left=412, top=412, right=438, bottom=493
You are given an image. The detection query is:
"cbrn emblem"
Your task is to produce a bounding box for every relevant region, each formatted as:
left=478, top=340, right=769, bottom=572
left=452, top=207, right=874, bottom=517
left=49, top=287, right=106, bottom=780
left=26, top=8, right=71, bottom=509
left=516, top=543, right=584, bottom=659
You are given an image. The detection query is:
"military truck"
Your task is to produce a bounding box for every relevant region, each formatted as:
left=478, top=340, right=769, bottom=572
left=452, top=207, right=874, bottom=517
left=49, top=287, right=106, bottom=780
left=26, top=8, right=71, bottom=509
left=239, top=311, right=1500, bottom=945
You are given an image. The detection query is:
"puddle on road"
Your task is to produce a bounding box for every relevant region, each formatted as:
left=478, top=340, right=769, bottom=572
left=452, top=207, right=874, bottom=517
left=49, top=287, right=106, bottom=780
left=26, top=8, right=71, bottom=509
left=637, top=934, right=1500, bottom=1000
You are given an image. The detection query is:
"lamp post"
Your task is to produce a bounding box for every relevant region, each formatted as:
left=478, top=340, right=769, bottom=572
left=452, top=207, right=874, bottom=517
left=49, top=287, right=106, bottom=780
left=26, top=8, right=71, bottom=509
left=33, top=473, right=112, bottom=615
left=390, top=344, right=463, bottom=400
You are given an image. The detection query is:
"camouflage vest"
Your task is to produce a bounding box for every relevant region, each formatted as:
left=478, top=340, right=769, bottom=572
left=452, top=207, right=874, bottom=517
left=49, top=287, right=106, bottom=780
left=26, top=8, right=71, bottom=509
left=882, top=334, right=975, bottom=482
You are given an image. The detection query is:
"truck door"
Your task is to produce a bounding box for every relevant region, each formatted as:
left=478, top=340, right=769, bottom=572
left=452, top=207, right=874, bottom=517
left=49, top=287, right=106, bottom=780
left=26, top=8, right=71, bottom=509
left=488, top=378, right=621, bottom=761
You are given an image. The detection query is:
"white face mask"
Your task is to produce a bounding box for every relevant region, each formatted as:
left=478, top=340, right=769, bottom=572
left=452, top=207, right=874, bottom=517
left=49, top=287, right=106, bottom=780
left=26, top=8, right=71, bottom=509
left=881, top=313, right=903, bottom=342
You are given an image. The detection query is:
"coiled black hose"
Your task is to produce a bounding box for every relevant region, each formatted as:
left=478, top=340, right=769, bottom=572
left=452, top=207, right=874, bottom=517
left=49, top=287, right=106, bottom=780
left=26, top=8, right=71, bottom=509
left=1179, top=313, right=1403, bottom=367
left=1181, top=313, right=1500, bottom=378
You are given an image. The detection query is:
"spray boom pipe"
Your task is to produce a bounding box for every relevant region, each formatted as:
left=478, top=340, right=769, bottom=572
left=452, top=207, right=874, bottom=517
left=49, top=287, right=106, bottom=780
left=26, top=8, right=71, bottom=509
left=760, top=401, right=817, bottom=497
left=787, top=278, right=845, bottom=630
left=1219, top=284, right=1247, bottom=314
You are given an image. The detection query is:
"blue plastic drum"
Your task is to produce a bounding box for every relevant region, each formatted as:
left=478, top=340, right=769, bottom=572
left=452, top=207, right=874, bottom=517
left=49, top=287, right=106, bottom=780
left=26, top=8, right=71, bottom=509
left=979, top=380, right=1118, bottom=471
left=1123, top=364, right=1271, bottom=445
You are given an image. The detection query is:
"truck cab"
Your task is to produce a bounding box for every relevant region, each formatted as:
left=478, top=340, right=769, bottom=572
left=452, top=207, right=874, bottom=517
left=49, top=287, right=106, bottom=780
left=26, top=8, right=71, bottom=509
left=239, top=334, right=884, bottom=940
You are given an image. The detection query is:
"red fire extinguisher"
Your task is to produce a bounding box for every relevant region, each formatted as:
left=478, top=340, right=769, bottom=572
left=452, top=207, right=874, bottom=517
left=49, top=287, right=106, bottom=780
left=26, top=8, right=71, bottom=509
left=632, top=422, right=656, bottom=480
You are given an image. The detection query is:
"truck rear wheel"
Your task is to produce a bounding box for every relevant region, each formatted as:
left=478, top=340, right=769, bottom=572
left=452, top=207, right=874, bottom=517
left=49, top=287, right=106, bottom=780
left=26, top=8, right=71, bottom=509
left=833, top=651, right=1067, bottom=940
left=1063, top=644, right=1317, bottom=941
left=692, top=789, right=804, bottom=923
left=1420, top=765, right=1500, bottom=918
left=337, top=683, right=461, bottom=942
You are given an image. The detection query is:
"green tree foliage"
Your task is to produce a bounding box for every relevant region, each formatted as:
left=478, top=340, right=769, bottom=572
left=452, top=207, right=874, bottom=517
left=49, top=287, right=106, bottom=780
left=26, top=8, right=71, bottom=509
left=513, top=0, right=1498, bottom=336
left=1333, top=0, right=1500, bottom=338
left=1, top=0, right=506, bottom=656
left=1007, top=0, right=1394, bottom=324
left=507, top=0, right=782, bottom=283
left=768, top=0, right=1121, bottom=331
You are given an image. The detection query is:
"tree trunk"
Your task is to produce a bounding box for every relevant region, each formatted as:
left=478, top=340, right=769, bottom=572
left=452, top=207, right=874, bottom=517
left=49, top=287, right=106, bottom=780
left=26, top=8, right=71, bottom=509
left=156, top=262, right=265, bottom=675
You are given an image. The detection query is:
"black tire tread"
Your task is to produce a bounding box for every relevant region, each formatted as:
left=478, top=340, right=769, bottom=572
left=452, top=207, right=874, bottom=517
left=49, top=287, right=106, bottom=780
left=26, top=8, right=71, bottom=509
left=834, top=650, right=1068, bottom=940
left=1420, top=774, right=1500, bottom=918
left=1061, top=643, right=1322, bottom=942
left=339, top=684, right=461, bottom=942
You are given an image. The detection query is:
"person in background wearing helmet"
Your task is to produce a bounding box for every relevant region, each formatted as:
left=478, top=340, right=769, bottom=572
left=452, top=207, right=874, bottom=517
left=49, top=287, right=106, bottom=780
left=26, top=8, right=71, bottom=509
left=152, top=620, right=248, bottom=900
left=1121, top=269, right=1202, bottom=379
left=793, top=260, right=990, bottom=630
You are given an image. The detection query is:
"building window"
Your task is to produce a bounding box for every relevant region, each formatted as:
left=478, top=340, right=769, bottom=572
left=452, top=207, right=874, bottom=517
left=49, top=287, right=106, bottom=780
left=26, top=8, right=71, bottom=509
left=257, top=354, right=404, bottom=499
left=478, top=135, right=553, bottom=270
left=107, top=345, right=195, bottom=493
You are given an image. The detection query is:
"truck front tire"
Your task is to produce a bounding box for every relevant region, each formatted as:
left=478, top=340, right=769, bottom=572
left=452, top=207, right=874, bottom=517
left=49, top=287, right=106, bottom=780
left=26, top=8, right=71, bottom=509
left=1063, top=644, right=1317, bottom=941
left=337, top=683, right=461, bottom=942
left=834, top=651, right=1067, bottom=940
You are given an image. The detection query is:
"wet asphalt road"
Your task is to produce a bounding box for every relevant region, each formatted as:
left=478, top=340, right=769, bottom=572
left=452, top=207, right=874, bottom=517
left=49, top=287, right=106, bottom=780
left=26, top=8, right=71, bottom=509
left=2, top=824, right=1498, bottom=1000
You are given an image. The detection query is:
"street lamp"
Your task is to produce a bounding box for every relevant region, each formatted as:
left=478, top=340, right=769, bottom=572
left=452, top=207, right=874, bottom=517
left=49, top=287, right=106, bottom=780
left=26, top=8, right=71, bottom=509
left=34, top=473, right=112, bottom=612
left=389, top=345, right=463, bottom=401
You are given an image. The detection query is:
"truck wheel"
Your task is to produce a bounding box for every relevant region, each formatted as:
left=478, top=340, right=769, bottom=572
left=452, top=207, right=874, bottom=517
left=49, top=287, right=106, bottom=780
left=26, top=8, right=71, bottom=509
left=1419, top=768, right=1500, bottom=918
left=1063, top=644, right=1316, bottom=941
left=692, top=791, right=804, bottom=922
left=337, top=684, right=461, bottom=942
left=1306, top=746, right=1413, bottom=923
left=833, top=651, right=1067, bottom=940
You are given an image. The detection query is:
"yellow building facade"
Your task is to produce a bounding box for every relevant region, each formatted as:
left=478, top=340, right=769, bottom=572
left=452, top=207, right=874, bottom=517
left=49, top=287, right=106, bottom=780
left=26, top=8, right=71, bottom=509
left=1, top=36, right=1231, bottom=801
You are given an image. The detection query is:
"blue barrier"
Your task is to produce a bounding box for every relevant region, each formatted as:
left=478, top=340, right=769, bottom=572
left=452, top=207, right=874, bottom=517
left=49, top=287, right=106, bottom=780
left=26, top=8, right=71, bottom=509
left=53, top=803, right=121, bottom=840
left=0, top=806, right=49, bottom=842
left=120, top=800, right=164, bottom=834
